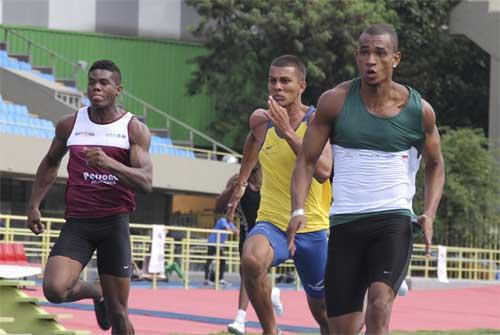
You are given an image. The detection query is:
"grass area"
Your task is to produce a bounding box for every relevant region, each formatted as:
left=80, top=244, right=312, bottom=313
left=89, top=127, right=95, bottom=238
left=172, top=330, right=500, bottom=335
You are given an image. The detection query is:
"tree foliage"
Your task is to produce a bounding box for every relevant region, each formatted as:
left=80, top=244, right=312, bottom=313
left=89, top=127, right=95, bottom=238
left=389, top=0, right=490, bottom=133
left=413, top=128, right=500, bottom=248
left=186, top=0, right=397, bottom=146
left=187, top=0, right=497, bottom=248
left=187, top=0, right=489, bottom=148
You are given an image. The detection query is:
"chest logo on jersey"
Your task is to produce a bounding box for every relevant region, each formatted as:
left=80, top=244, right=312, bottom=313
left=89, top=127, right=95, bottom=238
left=75, top=131, right=95, bottom=137
left=105, top=132, right=126, bottom=139
left=83, top=172, right=119, bottom=185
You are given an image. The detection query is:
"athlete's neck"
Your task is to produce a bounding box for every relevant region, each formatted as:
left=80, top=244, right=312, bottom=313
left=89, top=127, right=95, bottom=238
left=360, top=80, right=396, bottom=112
left=89, top=105, right=123, bottom=123
left=285, top=100, right=309, bottom=126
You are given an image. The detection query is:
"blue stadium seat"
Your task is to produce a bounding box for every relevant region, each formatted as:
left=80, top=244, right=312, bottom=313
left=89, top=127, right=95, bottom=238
left=18, top=105, right=29, bottom=116
left=5, top=58, right=20, bottom=70
left=151, top=135, right=161, bottom=144
left=18, top=61, right=32, bottom=71
left=39, top=73, right=55, bottom=82
left=149, top=145, right=160, bottom=154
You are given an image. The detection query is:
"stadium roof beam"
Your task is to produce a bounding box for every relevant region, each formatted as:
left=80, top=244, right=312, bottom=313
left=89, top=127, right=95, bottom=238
left=450, top=0, right=500, bottom=153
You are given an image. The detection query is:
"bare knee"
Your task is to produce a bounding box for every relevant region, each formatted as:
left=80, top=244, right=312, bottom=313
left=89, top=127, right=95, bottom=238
left=241, top=252, right=267, bottom=279
left=367, top=297, right=392, bottom=329
left=43, top=281, right=68, bottom=303
left=368, top=295, right=392, bottom=313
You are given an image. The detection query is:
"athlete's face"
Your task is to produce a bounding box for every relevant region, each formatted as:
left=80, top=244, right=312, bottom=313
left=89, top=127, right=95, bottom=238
left=87, top=69, right=122, bottom=109
left=267, top=66, right=305, bottom=108
left=355, top=33, right=400, bottom=86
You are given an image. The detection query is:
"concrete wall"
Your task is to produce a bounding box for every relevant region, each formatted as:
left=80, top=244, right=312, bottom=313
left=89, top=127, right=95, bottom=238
left=0, top=0, right=199, bottom=41
left=95, top=0, right=139, bottom=36
left=3, top=0, right=49, bottom=27
left=0, top=67, right=78, bottom=123
left=48, top=0, right=96, bottom=32
left=0, top=132, right=239, bottom=195
left=138, top=0, right=181, bottom=40
left=450, top=0, right=500, bottom=146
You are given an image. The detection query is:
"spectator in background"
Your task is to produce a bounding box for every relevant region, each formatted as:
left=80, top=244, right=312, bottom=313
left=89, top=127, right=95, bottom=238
left=204, top=215, right=238, bottom=287
left=0, top=217, right=4, bottom=240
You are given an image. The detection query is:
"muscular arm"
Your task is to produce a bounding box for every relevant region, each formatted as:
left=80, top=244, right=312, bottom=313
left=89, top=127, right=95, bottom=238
left=267, top=98, right=332, bottom=182
left=421, top=99, right=445, bottom=220
left=27, top=115, right=72, bottom=210
left=225, top=109, right=267, bottom=220
left=291, top=85, right=348, bottom=211
left=26, top=114, right=73, bottom=234
left=107, top=118, right=153, bottom=193
left=215, top=174, right=239, bottom=213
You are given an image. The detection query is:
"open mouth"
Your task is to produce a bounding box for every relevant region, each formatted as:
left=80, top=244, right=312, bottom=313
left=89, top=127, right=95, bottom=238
left=91, top=95, right=104, bottom=102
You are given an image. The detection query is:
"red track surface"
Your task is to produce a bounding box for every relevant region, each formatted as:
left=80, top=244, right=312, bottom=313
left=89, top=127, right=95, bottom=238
left=27, top=285, right=500, bottom=334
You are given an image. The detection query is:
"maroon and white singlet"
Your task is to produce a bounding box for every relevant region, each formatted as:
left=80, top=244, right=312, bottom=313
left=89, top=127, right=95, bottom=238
left=65, top=107, right=136, bottom=218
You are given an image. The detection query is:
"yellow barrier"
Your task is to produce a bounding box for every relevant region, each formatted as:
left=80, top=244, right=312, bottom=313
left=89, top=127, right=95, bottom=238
left=1, top=214, right=499, bottom=289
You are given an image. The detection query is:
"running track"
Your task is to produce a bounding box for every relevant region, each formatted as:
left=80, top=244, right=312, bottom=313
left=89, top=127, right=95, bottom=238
left=26, top=284, right=500, bottom=334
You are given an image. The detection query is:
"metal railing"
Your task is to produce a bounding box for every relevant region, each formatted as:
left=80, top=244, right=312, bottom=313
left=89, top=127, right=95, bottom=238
left=121, top=91, right=238, bottom=155
left=0, top=26, right=239, bottom=157
left=1, top=27, right=81, bottom=83
left=2, top=214, right=499, bottom=290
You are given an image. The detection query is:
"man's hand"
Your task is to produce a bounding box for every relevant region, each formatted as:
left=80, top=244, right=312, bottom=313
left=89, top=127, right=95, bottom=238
left=286, top=215, right=307, bottom=256
left=84, top=147, right=113, bottom=169
left=27, top=207, right=44, bottom=235
left=225, top=184, right=246, bottom=222
left=418, top=214, right=434, bottom=257
left=267, top=96, right=293, bottom=135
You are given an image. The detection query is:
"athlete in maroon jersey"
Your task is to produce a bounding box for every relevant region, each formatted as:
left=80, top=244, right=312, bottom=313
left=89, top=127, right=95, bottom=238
left=27, top=60, right=152, bottom=335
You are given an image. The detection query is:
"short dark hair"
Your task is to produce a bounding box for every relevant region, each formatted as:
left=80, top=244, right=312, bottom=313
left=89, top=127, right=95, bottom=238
left=270, top=55, right=306, bottom=80
left=360, top=24, right=398, bottom=52
left=88, top=59, right=122, bottom=84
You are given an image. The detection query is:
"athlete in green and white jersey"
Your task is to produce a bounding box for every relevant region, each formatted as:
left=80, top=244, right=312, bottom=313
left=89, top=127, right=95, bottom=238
left=288, top=24, right=445, bottom=334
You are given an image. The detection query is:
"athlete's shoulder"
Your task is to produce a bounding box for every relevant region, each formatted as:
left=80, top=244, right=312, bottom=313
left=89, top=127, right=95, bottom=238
left=421, top=98, right=436, bottom=131
left=55, top=112, right=78, bottom=140
left=316, top=80, right=353, bottom=120
left=333, top=80, right=354, bottom=94
left=128, top=116, right=151, bottom=146
left=249, top=108, right=270, bottom=129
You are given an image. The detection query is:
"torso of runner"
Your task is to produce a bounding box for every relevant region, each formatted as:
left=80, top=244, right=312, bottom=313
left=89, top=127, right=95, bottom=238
left=65, top=107, right=136, bottom=218
left=257, top=106, right=331, bottom=232
left=330, top=78, right=425, bottom=226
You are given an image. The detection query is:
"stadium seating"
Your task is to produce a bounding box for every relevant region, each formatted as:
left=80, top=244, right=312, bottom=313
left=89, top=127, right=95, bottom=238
left=150, top=135, right=196, bottom=158
left=0, top=242, right=42, bottom=279
left=0, top=48, right=196, bottom=158
left=0, top=97, right=56, bottom=139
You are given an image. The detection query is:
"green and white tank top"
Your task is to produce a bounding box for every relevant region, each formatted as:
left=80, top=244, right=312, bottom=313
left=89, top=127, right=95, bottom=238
left=330, top=78, right=424, bottom=226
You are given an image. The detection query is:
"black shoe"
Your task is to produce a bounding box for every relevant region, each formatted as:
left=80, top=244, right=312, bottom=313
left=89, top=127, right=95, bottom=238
left=94, top=298, right=111, bottom=330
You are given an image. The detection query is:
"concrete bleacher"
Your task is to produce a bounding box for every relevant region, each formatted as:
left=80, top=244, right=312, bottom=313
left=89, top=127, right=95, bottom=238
left=150, top=135, right=196, bottom=158
left=0, top=47, right=196, bottom=159
left=0, top=93, right=195, bottom=158
left=0, top=50, right=58, bottom=83
left=0, top=95, right=56, bottom=139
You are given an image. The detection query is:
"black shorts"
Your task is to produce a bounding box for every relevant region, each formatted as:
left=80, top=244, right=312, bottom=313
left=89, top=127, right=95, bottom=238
left=325, top=213, right=412, bottom=317
left=49, top=214, right=132, bottom=277
left=238, top=221, right=256, bottom=257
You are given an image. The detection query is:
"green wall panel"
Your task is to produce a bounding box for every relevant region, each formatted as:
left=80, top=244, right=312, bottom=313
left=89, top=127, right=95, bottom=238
left=1, top=25, right=216, bottom=146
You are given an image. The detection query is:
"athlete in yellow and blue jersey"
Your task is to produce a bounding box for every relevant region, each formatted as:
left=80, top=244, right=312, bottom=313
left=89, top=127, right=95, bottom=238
left=226, top=55, right=332, bottom=335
